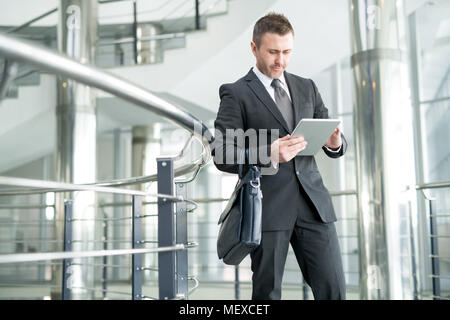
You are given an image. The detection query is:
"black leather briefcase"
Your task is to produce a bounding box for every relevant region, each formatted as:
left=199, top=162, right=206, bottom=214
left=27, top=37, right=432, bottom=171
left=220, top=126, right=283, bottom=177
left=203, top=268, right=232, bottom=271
left=217, top=149, right=262, bottom=265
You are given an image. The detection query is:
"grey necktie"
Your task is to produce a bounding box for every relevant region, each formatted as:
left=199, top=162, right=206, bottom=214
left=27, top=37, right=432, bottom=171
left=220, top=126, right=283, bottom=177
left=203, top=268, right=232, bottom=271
left=271, top=79, right=294, bottom=132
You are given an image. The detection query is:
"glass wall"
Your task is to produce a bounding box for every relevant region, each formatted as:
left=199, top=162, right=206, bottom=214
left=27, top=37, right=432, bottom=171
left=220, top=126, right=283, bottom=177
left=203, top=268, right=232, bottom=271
left=408, top=0, right=450, bottom=300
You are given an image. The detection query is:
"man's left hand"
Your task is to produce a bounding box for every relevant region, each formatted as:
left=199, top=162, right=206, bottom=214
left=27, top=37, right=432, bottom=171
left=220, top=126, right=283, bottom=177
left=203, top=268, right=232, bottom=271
left=325, top=126, right=342, bottom=150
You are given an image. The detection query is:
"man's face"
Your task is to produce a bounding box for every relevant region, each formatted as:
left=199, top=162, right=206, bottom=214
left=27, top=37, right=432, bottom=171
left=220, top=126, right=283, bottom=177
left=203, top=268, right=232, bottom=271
left=251, top=32, right=294, bottom=79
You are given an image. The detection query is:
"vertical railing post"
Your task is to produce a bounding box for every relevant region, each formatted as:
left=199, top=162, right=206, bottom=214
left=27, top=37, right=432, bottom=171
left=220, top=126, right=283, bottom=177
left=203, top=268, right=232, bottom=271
left=195, top=0, right=200, bottom=30
left=234, top=265, right=240, bottom=300
left=157, top=157, right=176, bottom=300
left=102, top=209, right=108, bottom=300
left=408, top=200, right=419, bottom=300
left=176, top=182, right=188, bottom=299
left=132, top=195, right=143, bottom=300
left=62, top=200, right=73, bottom=300
left=428, top=199, right=440, bottom=300
left=132, top=0, right=138, bottom=64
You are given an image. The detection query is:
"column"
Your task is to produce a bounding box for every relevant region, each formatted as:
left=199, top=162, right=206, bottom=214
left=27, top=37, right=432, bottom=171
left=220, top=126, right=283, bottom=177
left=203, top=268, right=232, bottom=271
left=350, top=0, right=417, bottom=299
left=52, top=0, right=98, bottom=300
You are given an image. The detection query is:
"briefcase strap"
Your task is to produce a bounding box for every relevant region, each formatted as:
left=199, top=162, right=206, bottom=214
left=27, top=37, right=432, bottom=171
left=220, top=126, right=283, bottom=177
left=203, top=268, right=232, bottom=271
left=217, top=165, right=261, bottom=225
left=238, top=148, right=252, bottom=179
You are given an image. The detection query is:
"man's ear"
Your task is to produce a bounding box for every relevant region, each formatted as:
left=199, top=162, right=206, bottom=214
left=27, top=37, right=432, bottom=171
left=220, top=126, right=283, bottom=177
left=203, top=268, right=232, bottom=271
left=250, top=41, right=257, bottom=56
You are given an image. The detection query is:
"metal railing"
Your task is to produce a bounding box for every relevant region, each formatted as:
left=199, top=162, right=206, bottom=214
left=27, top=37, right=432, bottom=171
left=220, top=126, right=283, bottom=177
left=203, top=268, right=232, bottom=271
left=4, top=8, right=58, bottom=35
left=0, top=163, right=197, bottom=300
left=0, top=33, right=213, bottom=152
left=1, top=0, right=228, bottom=68
left=2, top=0, right=215, bottom=35
left=416, top=181, right=450, bottom=300
left=0, top=32, right=213, bottom=299
left=99, top=0, right=227, bottom=66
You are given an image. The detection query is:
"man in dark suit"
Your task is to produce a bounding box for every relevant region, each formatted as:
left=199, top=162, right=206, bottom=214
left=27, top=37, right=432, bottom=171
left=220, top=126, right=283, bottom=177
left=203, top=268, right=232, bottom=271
left=212, top=13, right=347, bottom=300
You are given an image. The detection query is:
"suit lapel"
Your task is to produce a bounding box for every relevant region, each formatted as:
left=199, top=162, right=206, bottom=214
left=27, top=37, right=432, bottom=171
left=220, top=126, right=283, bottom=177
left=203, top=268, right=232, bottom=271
left=284, top=72, right=301, bottom=128
left=285, top=71, right=315, bottom=125
left=245, top=69, right=291, bottom=133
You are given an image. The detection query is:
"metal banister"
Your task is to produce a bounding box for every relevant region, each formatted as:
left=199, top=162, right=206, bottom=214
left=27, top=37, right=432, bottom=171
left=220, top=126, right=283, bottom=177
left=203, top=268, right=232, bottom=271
left=3, top=1, right=137, bottom=36
left=0, top=245, right=187, bottom=265
left=416, top=181, right=450, bottom=300
left=415, top=181, right=450, bottom=190
left=4, top=8, right=58, bottom=34
left=0, top=32, right=210, bottom=300
left=97, top=32, right=186, bottom=46
left=0, top=33, right=214, bottom=196
left=0, top=33, right=214, bottom=161
left=0, top=176, right=182, bottom=201
left=0, top=132, right=204, bottom=195
left=0, top=3, right=220, bottom=301
left=0, top=157, right=201, bottom=195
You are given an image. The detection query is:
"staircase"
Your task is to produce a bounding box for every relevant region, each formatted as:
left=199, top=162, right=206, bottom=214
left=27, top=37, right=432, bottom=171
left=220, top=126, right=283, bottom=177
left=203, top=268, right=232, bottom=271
left=104, top=0, right=278, bottom=92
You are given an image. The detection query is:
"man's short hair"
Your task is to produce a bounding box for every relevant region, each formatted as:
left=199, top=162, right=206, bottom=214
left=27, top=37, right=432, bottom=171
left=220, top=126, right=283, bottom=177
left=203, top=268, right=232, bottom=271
left=252, top=12, right=294, bottom=48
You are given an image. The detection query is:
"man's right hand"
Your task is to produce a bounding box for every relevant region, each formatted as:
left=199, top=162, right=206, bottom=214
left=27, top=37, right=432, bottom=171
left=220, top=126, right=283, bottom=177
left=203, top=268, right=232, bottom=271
left=270, top=134, right=307, bottom=165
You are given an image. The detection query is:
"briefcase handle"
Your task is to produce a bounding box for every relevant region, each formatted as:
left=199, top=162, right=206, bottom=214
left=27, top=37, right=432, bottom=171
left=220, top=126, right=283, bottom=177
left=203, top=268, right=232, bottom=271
left=238, top=148, right=250, bottom=179
left=238, top=148, right=261, bottom=186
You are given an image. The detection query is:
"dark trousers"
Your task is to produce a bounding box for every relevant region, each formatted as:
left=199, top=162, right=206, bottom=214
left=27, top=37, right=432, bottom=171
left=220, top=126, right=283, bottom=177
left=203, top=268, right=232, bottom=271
left=250, top=222, right=346, bottom=300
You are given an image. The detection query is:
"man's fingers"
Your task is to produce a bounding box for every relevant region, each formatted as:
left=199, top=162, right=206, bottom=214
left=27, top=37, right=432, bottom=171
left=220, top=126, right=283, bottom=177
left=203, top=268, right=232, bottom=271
left=279, top=135, right=304, bottom=145
left=288, top=136, right=306, bottom=147
left=289, top=136, right=305, bottom=144
left=279, top=137, right=306, bottom=148
left=277, top=135, right=308, bottom=161
left=287, top=141, right=307, bottom=153
left=285, top=144, right=307, bottom=160
left=279, top=140, right=308, bottom=162
left=278, top=134, right=305, bottom=143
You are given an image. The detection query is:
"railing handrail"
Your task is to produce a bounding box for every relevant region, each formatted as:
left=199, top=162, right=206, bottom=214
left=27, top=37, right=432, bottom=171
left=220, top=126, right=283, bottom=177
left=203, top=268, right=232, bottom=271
left=0, top=244, right=187, bottom=265
left=0, top=33, right=213, bottom=194
left=329, top=189, right=357, bottom=196
left=4, top=8, right=58, bottom=34
left=98, top=32, right=186, bottom=46
left=0, top=139, right=204, bottom=196
left=0, top=176, right=185, bottom=201
left=0, top=33, right=214, bottom=150
left=2, top=1, right=136, bottom=35
left=415, top=181, right=450, bottom=190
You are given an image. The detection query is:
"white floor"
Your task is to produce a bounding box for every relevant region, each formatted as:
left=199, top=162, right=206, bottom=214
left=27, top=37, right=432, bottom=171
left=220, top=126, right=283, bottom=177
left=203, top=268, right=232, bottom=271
left=0, top=282, right=362, bottom=300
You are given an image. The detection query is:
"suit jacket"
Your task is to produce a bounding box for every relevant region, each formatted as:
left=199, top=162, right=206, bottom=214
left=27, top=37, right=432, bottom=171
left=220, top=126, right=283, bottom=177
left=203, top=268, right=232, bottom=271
left=213, top=68, right=347, bottom=231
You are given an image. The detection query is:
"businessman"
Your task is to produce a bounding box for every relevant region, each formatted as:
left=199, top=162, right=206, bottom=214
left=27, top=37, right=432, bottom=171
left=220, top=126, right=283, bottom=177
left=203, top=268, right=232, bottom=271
left=213, top=13, right=347, bottom=300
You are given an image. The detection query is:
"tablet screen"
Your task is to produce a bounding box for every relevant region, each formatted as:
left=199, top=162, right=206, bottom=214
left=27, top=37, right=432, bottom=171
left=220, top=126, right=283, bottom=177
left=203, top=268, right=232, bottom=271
left=291, top=119, right=341, bottom=156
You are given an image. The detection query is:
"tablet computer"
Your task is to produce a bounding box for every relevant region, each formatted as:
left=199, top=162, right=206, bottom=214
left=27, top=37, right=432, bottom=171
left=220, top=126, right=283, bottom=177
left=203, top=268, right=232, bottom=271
left=291, top=118, right=341, bottom=156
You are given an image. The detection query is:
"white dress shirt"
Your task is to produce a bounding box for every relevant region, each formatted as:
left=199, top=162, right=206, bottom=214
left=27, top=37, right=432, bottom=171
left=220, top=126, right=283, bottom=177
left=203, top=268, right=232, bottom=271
left=251, top=66, right=341, bottom=169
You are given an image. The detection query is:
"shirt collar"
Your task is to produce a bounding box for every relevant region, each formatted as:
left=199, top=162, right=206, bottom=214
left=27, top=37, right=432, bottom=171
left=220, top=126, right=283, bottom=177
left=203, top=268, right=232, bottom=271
left=253, top=65, right=288, bottom=88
